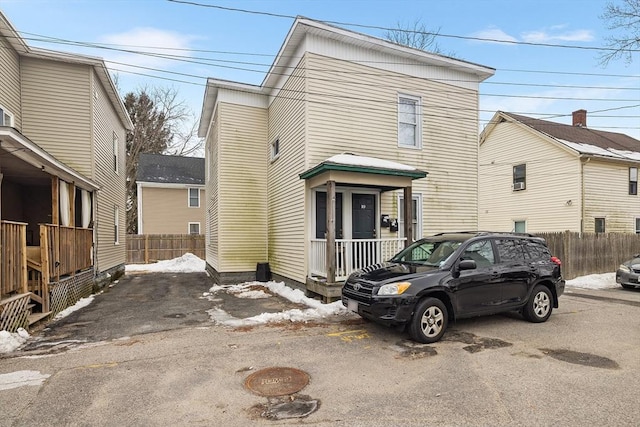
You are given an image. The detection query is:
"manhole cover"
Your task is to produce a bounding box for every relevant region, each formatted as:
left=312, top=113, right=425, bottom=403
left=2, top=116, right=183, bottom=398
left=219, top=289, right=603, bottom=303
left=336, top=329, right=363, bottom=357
left=244, top=367, right=310, bottom=397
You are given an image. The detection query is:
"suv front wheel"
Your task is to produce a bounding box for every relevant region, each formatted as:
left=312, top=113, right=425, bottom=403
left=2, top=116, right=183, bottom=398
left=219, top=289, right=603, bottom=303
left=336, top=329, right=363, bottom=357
left=409, top=297, right=448, bottom=343
left=523, top=285, right=553, bottom=323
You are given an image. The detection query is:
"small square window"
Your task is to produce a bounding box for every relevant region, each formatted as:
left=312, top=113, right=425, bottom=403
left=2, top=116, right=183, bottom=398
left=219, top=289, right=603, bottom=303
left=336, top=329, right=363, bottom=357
left=189, top=222, right=200, bottom=235
left=629, top=167, right=637, bottom=195
left=271, top=138, right=280, bottom=160
left=514, top=221, right=526, bottom=233
left=188, top=188, right=200, bottom=208
left=595, top=217, right=606, bottom=233
left=513, top=164, right=526, bottom=191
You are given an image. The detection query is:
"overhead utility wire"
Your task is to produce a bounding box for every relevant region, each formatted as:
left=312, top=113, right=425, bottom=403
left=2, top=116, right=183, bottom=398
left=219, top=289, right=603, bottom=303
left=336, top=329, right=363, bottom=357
left=167, top=0, right=640, bottom=53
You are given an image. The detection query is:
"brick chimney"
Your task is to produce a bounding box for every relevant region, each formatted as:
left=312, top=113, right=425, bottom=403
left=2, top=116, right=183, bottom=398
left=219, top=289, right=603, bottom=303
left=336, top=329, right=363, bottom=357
left=572, top=109, right=587, bottom=127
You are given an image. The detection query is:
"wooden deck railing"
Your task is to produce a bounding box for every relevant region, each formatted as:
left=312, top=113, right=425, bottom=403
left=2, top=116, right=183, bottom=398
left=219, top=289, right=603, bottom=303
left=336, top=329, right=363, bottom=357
left=1, top=221, right=28, bottom=297
left=40, top=224, right=93, bottom=281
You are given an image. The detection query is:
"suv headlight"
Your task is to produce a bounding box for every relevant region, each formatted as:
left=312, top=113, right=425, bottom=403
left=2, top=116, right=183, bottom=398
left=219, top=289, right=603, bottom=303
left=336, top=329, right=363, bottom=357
left=619, top=264, right=631, bottom=273
left=377, top=281, right=411, bottom=296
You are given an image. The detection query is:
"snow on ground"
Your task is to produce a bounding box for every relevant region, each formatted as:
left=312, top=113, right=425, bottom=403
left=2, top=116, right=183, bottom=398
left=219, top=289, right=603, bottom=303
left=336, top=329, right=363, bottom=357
left=125, top=253, right=205, bottom=273
left=0, top=253, right=624, bottom=353
left=0, top=370, right=50, bottom=391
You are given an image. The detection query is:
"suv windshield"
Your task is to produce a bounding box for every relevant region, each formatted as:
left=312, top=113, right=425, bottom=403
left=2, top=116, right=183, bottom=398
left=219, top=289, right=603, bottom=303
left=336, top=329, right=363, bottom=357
left=390, top=239, right=462, bottom=267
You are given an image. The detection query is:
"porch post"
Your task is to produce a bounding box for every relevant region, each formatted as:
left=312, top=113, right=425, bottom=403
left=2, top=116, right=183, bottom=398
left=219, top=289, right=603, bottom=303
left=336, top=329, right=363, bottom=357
left=326, top=180, right=336, bottom=283
left=403, top=186, right=413, bottom=247
left=51, top=176, right=59, bottom=225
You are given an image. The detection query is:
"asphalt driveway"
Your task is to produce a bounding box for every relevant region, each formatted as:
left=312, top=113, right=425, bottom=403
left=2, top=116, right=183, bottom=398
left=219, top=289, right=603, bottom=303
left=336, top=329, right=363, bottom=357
left=21, top=271, right=305, bottom=353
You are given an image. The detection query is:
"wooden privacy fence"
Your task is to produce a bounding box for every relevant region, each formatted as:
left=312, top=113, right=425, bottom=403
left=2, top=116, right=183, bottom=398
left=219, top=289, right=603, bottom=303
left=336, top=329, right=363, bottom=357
left=536, top=232, right=640, bottom=280
left=126, top=234, right=205, bottom=264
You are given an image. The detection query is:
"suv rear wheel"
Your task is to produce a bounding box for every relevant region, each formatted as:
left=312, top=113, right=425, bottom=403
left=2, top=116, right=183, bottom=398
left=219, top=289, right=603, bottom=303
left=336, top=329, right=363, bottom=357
left=523, top=285, right=552, bottom=323
left=408, top=297, right=448, bottom=343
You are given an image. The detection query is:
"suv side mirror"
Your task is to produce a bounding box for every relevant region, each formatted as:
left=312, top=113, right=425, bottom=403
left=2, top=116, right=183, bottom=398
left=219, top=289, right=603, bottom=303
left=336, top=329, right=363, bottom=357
left=459, top=259, right=477, bottom=271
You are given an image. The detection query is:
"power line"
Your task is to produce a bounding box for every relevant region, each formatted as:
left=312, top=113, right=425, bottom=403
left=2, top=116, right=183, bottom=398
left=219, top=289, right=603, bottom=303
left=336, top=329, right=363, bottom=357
left=167, top=0, right=640, bottom=53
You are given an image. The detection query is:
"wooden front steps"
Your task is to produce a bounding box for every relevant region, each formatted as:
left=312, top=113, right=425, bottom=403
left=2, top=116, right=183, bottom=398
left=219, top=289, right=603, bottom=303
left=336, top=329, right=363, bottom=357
left=28, top=311, right=51, bottom=326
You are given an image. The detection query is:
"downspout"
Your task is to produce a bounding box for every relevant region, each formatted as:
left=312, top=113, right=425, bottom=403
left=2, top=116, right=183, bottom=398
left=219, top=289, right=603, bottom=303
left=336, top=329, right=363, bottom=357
left=93, top=188, right=99, bottom=278
left=580, top=157, right=590, bottom=234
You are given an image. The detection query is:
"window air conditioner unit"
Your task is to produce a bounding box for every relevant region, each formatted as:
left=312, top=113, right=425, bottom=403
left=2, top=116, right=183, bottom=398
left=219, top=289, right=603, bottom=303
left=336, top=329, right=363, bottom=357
left=513, top=182, right=525, bottom=191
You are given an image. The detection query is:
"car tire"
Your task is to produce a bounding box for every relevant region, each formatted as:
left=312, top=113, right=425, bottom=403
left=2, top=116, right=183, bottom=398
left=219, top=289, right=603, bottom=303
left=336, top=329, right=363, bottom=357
left=523, top=285, right=553, bottom=323
left=408, top=297, right=448, bottom=343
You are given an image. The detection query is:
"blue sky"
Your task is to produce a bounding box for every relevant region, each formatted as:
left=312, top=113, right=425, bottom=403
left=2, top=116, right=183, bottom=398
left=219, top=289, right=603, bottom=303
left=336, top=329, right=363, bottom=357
left=2, top=0, right=639, bottom=139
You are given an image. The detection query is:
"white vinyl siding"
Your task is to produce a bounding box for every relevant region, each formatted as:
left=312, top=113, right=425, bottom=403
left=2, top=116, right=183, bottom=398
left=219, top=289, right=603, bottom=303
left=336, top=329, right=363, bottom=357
left=479, top=120, right=582, bottom=233
left=267, top=57, right=307, bottom=283
left=20, top=57, right=93, bottom=176
left=217, top=102, right=268, bottom=272
left=0, top=35, right=22, bottom=130
left=583, top=160, right=640, bottom=233
left=206, top=109, right=220, bottom=270
left=92, top=70, right=127, bottom=272
left=305, top=53, right=480, bottom=234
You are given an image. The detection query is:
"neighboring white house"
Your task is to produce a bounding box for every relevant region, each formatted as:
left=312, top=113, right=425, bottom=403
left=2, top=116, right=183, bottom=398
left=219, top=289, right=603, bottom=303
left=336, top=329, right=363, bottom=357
left=479, top=110, right=640, bottom=234
left=198, top=17, right=494, bottom=299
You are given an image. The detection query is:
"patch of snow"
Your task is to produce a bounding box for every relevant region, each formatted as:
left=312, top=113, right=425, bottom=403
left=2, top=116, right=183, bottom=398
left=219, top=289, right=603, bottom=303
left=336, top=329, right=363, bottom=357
left=0, top=370, right=50, bottom=391
left=0, top=328, right=30, bottom=353
left=125, top=253, right=205, bottom=273
left=53, top=295, right=95, bottom=321
left=558, top=139, right=640, bottom=161
left=325, top=153, right=416, bottom=171
left=566, top=272, right=618, bottom=290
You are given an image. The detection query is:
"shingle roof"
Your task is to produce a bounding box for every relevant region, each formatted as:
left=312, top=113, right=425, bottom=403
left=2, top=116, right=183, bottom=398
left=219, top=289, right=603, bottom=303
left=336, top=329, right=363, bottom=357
left=502, top=112, right=640, bottom=160
left=136, top=153, right=205, bottom=184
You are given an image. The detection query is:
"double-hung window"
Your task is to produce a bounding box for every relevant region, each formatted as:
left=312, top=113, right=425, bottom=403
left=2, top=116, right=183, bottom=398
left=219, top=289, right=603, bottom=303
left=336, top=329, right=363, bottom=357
left=398, top=95, right=421, bottom=148
left=629, top=167, right=638, bottom=195
left=189, top=222, right=200, bottom=235
left=188, top=188, right=200, bottom=208
left=513, top=164, right=526, bottom=191
left=270, top=138, right=280, bottom=161
left=0, top=106, right=14, bottom=127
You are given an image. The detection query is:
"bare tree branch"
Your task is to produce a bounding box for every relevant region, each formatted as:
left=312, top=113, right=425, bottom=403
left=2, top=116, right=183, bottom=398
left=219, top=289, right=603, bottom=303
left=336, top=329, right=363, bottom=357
left=599, top=0, right=640, bottom=66
left=384, top=19, right=456, bottom=57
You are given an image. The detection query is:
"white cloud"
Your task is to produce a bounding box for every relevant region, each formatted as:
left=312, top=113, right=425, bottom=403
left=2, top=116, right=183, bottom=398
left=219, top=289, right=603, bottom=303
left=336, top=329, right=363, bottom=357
left=521, top=29, right=594, bottom=43
left=99, top=27, right=197, bottom=72
left=471, top=27, right=518, bottom=44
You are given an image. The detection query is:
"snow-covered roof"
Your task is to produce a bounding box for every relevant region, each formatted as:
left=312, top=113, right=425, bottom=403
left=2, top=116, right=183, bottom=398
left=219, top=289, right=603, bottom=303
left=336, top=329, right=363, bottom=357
left=137, top=153, right=205, bottom=184
left=325, top=153, right=417, bottom=171
left=299, top=153, right=427, bottom=181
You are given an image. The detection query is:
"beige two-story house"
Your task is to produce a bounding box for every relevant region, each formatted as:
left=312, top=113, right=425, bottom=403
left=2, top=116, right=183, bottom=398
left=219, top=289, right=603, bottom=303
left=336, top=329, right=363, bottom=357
left=198, top=18, right=494, bottom=299
left=0, top=10, right=132, bottom=328
left=136, top=153, right=205, bottom=235
left=479, top=110, right=640, bottom=234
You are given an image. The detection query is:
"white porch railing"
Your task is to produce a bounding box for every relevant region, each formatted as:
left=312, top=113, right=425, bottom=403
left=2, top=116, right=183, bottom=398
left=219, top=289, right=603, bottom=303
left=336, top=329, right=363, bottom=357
left=310, top=238, right=407, bottom=282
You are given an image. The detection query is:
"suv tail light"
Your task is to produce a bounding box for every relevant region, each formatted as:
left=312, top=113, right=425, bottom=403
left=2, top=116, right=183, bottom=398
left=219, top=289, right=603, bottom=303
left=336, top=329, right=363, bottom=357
left=551, top=256, right=562, bottom=266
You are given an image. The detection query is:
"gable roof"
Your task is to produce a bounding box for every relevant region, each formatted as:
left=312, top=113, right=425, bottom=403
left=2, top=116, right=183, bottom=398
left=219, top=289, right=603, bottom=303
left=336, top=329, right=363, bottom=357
left=199, top=17, right=495, bottom=137
left=0, top=11, right=133, bottom=131
left=137, top=153, right=205, bottom=185
left=483, top=111, right=640, bottom=162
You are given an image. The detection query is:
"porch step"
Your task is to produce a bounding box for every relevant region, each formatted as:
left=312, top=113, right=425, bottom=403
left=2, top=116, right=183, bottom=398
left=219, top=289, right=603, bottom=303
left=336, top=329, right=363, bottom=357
left=29, top=293, right=44, bottom=305
left=28, top=311, right=51, bottom=326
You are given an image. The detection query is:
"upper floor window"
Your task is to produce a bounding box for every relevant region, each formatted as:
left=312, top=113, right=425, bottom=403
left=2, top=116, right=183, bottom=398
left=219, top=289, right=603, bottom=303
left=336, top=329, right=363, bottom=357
left=513, top=164, right=526, bottom=191
left=398, top=95, right=421, bottom=149
left=0, top=106, right=14, bottom=127
left=188, top=188, right=200, bottom=208
left=629, top=167, right=637, bottom=195
left=112, top=132, right=119, bottom=174
left=270, top=137, right=280, bottom=161
left=595, top=217, right=606, bottom=233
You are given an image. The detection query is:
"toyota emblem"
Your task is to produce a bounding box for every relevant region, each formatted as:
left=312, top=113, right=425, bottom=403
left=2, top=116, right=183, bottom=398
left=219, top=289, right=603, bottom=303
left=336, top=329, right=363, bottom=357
left=353, top=283, right=361, bottom=291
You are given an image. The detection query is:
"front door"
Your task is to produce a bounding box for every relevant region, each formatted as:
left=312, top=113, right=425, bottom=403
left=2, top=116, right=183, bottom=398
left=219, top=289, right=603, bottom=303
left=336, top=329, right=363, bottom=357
left=352, top=194, right=376, bottom=268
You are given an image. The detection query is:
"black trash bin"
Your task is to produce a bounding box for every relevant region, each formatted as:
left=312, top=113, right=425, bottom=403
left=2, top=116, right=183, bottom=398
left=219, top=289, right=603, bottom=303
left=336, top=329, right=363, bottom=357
left=256, top=262, right=271, bottom=282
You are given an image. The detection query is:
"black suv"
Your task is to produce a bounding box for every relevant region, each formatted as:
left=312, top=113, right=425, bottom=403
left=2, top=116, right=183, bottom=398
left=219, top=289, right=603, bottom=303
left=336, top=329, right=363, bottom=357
left=342, top=232, right=565, bottom=343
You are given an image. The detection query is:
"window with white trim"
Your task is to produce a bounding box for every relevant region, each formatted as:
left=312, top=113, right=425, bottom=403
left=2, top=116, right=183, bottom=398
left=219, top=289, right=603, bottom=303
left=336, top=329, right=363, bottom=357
left=398, top=95, right=421, bottom=148
left=188, top=188, right=200, bottom=208
left=398, top=194, right=422, bottom=240
left=513, top=164, right=526, bottom=191
left=635, top=218, right=640, bottom=234
left=270, top=137, right=280, bottom=160
left=0, top=105, right=14, bottom=127
left=113, top=131, right=119, bottom=174
left=114, top=205, right=120, bottom=244
left=514, top=220, right=526, bottom=233
left=189, top=222, right=201, bottom=235
left=629, top=167, right=637, bottom=195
